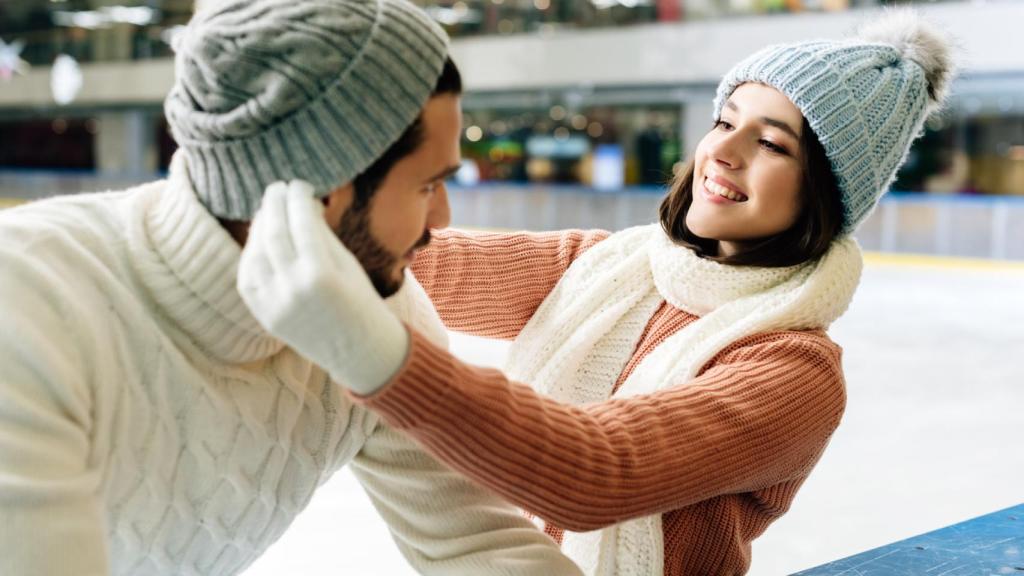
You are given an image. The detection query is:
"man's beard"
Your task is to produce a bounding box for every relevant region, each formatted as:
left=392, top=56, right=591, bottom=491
left=335, top=203, right=431, bottom=298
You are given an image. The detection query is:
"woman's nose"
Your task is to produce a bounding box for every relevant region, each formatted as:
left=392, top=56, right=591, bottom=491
left=707, top=134, right=742, bottom=170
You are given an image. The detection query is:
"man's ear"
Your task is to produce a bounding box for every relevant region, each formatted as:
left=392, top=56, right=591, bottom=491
left=323, top=182, right=355, bottom=230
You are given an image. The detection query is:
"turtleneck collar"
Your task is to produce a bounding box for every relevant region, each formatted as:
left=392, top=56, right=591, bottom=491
left=128, top=152, right=283, bottom=364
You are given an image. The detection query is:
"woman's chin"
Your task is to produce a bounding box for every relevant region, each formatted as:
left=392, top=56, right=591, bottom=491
left=684, top=218, right=723, bottom=242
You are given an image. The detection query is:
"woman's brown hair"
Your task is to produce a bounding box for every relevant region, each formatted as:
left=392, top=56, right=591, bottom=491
left=659, top=117, right=844, bottom=268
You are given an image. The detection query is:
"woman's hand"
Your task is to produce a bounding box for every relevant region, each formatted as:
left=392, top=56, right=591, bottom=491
left=237, top=180, right=409, bottom=395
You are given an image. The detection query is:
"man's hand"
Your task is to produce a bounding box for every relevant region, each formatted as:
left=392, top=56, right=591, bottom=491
left=237, top=180, right=409, bottom=395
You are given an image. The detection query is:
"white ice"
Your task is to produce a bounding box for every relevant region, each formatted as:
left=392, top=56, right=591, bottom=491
left=244, top=261, right=1024, bottom=576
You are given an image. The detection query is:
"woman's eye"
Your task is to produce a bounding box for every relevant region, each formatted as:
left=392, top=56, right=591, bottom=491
left=760, top=140, right=787, bottom=154
left=714, top=120, right=734, bottom=131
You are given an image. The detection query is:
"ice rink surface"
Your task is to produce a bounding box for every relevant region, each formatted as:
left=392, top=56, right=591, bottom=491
left=244, top=256, right=1024, bottom=576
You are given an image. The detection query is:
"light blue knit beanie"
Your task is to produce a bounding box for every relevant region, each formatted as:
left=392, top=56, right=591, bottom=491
left=713, top=9, right=954, bottom=236
left=164, top=0, right=449, bottom=220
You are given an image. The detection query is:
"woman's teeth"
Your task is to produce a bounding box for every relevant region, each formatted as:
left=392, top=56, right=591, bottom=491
left=705, top=178, right=747, bottom=202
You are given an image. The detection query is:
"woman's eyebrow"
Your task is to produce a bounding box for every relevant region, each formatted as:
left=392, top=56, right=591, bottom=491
left=724, top=100, right=800, bottom=140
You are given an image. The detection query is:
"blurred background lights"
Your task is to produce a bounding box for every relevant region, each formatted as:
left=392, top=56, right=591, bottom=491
left=51, top=54, right=83, bottom=106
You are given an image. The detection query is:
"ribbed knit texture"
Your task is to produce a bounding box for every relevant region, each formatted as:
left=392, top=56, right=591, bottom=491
left=357, top=229, right=849, bottom=575
left=0, top=167, right=583, bottom=575
left=713, top=11, right=952, bottom=235
left=164, top=0, right=448, bottom=219
left=501, top=225, right=859, bottom=575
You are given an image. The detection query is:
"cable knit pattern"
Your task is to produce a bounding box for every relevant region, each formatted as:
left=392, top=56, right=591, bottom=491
left=355, top=228, right=854, bottom=575
left=0, top=165, right=581, bottom=575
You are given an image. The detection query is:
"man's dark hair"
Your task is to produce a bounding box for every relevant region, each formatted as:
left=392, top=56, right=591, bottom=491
left=351, top=57, right=463, bottom=209
left=658, top=117, right=844, bottom=267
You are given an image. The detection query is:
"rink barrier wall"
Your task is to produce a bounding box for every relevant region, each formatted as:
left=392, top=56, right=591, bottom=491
left=1, top=170, right=1022, bottom=262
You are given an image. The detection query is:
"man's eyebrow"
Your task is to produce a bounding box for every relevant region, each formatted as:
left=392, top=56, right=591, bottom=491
left=423, top=165, right=461, bottom=184
left=724, top=99, right=801, bottom=140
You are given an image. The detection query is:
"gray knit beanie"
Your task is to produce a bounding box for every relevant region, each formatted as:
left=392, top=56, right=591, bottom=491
left=164, top=0, right=449, bottom=220
left=714, top=9, right=955, bottom=236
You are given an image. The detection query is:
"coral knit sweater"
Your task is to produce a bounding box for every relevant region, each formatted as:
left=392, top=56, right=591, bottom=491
left=357, top=228, right=848, bottom=575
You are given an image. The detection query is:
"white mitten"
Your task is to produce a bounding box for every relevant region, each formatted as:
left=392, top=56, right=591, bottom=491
left=237, top=180, right=409, bottom=395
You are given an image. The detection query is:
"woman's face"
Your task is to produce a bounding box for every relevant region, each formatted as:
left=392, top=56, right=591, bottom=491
left=687, top=83, right=806, bottom=258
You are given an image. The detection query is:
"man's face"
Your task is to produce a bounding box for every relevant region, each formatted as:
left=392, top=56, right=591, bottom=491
left=332, top=95, right=461, bottom=297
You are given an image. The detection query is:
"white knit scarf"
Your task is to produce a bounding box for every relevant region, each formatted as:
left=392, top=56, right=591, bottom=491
left=505, top=224, right=863, bottom=576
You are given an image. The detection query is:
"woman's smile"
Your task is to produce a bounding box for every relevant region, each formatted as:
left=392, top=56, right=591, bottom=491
left=700, top=171, right=748, bottom=203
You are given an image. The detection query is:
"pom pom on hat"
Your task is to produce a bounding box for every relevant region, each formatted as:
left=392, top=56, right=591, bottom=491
left=856, top=8, right=954, bottom=114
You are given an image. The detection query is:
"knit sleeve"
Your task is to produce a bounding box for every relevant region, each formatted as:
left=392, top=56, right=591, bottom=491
left=352, top=329, right=846, bottom=532
left=411, top=228, right=610, bottom=339
left=349, top=421, right=582, bottom=576
left=0, top=249, right=109, bottom=574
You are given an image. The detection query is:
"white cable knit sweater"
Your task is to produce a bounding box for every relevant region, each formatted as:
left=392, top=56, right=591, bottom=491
left=0, top=159, right=579, bottom=576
